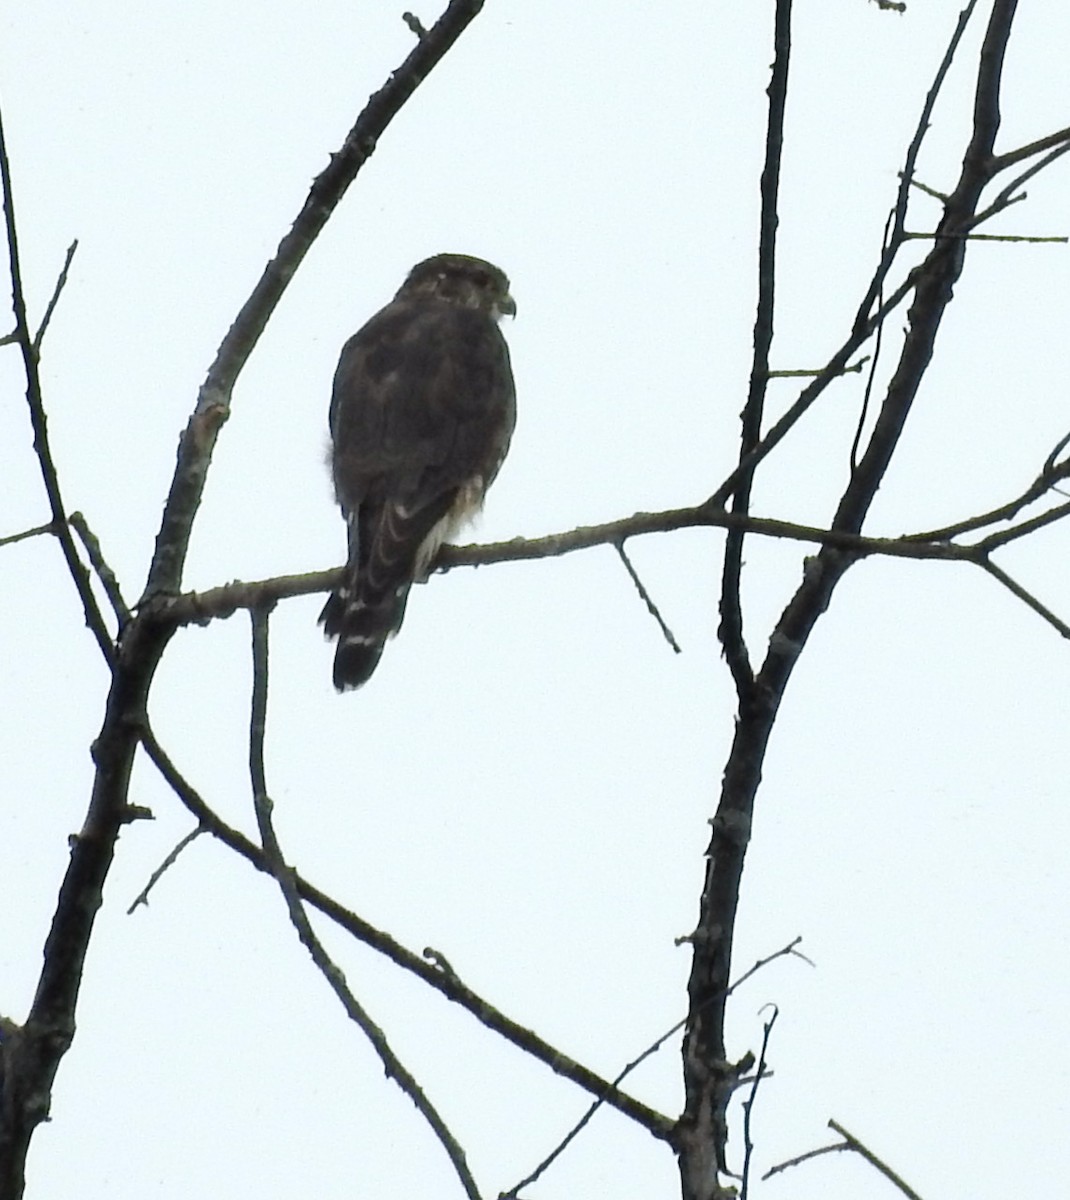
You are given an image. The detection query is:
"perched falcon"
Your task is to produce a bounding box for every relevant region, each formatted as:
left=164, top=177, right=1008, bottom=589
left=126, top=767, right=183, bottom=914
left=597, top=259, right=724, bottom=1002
left=320, top=253, right=517, bottom=691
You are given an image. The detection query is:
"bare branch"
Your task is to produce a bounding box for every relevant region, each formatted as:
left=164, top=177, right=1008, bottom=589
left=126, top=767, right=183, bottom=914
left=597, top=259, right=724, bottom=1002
left=974, top=497, right=1070, bottom=552
left=150, top=493, right=1070, bottom=633
left=905, top=175, right=948, bottom=202
left=764, top=1118, right=925, bottom=1198
left=504, top=938, right=804, bottom=1199
left=708, top=264, right=918, bottom=514
left=718, top=0, right=792, bottom=700
left=615, top=541, right=682, bottom=654
left=827, top=1120, right=927, bottom=1200
left=972, top=138, right=1070, bottom=229
left=1, top=7, right=495, bottom=1190
left=851, top=212, right=894, bottom=472
left=69, top=511, right=132, bottom=628
left=903, top=229, right=1066, bottom=243
left=247, top=605, right=483, bottom=1200
left=739, top=1006, right=778, bottom=1200
left=32, top=239, right=78, bottom=352
left=144, top=0, right=490, bottom=602
left=683, top=3, right=1023, bottom=1192
left=1043, top=428, right=1070, bottom=476
left=768, top=355, right=869, bottom=378
left=0, top=110, right=115, bottom=668
left=911, top=434, right=1070, bottom=542
left=991, top=123, right=1070, bottom=172
left=853, top=0, right=982, bottom=337
left=703, top=34, right=996, bottom=513
left=159, top=506, right=1015, bottom=630
left=978, top=558, right=1070, bottom=639
left=763, top=1135, right=850, bottom=1180
left=138, top=724, right=672, bottom=1139
left=0, top=521, right=55, bottom=548
left=126, top=828, right=204, bottom=914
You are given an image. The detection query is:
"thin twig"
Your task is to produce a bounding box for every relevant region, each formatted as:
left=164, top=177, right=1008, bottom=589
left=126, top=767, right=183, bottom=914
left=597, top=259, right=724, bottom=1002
left=905, top=175, right=948, bottom=202
left=991, top=123, right=1070, bottom=172
left=827, top=1119, right=926, bottom=1200
left=850, top=211, right=893, bottom=472
left=764, top=1118, right=926, bottom=1198
left=768, top=355, right=869, bottom=378
left=126, top=828, right=204, bottom=914
left=703, top=9, right=1006, bottom=507
left=852, top=0, right=981, bottom=336
left=708, top=272, right=918, bottom=511
left=502, top=938, right=805, bottom=1198
left=973, top=496, right=1070, bottom=552
left=739, top=1006, right=778, bottom=1200
left=703, top=8, right=999, bottom=510
left=615, top=541, right=681, bottom=653
left=971, top=141, right=1070, bottom=230
left=910, top=453, right=1069, bottom=542
left=763, top=1136, right=849, bottom=1179
left=0, top=521, right=55, bottom=548
left=69, top=511, right=132, bottom=627
left=247, top=605, right=482, bottom=1200
left=32, top=239, right=78, bottom=352
left=1043, top=428, right=1070, bottom=476
left=978, top=558, right=1070, bottom=639
left=903, top=229, right=1066, bottom=243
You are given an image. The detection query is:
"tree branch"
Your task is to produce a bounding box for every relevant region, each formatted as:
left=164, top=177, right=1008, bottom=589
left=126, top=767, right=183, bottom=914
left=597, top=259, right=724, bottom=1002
left=990, top=123, right=1070, bottom=172
left=738, top=1006, right=777, bottom=1200
left=137, top=725, right=673, bottom=1140
left=247, top=607, right=484, bottom=1200
left=763, top=1118, right=926, bottom=1198
left=614, top=541, right=682, bottom=653
left=32, top=238, right=77, bottom=352
left=69, top=511, right=131, bottom=628
left=0, top=113, right=114, bottom=669
left=143, top=0, right=489, bottom=602
left=706, top=0, right=981, bottom=522
left=680, top=4, right=1025, bottom=1195
left=503, top=938, right=803, bottom=1198
left=0, top=6, right=492, bottom=1192
left=717, top=0, right=791, bottom=701
left=0, top=521, right=55, bottom=549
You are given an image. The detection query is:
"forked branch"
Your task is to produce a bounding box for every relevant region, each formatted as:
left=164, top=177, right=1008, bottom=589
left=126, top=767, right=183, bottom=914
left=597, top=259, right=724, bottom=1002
left=0, top=6, right=493, bottom=1194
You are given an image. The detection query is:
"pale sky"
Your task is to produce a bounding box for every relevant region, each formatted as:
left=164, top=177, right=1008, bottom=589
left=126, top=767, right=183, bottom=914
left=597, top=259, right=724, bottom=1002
left=2, top=3, right=1069, bottom=1198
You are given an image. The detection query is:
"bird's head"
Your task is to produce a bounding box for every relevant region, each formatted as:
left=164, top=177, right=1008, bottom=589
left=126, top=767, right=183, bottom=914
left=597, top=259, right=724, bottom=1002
left=401, top=253, right=516, bottom=321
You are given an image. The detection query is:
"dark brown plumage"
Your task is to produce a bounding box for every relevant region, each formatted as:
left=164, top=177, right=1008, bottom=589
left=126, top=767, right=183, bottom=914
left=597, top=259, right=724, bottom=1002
left=320, top=253, right=517, bottom=690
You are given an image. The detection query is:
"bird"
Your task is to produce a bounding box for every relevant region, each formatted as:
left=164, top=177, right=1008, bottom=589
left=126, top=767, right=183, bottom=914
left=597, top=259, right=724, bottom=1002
left=319, top=253, right=517, bottom=691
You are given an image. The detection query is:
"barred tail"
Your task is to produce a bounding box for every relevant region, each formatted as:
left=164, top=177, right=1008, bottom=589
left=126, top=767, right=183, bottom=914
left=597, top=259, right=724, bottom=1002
left=319, top=579, right=411, bottom=691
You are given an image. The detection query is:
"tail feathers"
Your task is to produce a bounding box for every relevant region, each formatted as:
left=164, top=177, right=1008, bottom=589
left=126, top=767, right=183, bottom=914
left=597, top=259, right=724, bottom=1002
left=319, top=581, right=411, bottom=691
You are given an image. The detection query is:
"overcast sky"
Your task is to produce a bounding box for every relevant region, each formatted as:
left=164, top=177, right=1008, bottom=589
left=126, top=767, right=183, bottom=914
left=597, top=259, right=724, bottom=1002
left=2, top=3, right=1069, bottom=1198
